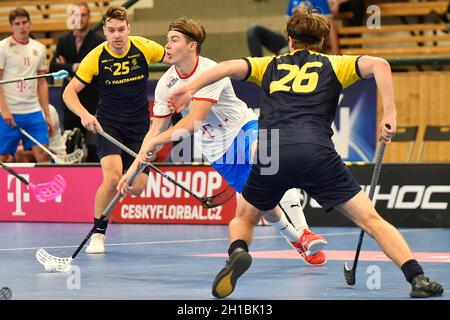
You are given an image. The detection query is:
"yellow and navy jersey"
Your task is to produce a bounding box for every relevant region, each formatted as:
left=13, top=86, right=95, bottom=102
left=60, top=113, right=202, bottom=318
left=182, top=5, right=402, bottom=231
left=75, top=36, right=165, bottom=124
left=243, top=50, right=362, bottom=149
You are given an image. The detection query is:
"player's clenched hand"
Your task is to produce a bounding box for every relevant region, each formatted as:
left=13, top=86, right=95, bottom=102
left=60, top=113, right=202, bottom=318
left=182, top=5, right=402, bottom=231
left=138, top=145, right=156, bottom=164
left=1, top=108, right=16, bottom=127
left=81, top=113, right=103, bottom=134
left=167, top=85, right=192, bottom=113
left=379, top=118, right=396, bottom=144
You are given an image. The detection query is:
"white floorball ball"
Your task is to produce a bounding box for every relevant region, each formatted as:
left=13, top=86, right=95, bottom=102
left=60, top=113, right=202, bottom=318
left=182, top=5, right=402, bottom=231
left=44, top=260, right=58, bottom=272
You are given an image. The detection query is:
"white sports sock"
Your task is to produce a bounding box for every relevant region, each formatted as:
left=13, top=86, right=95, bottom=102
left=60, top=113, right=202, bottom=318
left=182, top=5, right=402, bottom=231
left=279, top=188, right=308, bottom=232
left=272, top=211, right=300, bottom=243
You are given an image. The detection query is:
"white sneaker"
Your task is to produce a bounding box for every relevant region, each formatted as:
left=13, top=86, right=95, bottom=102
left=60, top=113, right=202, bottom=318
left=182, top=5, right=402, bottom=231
left=85, top=233, right=106, bottom=254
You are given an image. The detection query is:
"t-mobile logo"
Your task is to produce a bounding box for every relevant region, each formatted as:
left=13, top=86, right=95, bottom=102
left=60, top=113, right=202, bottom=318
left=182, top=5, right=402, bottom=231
left=7, top=174, right=30, bottom=216
left=6, top=174, right=62, bottom=216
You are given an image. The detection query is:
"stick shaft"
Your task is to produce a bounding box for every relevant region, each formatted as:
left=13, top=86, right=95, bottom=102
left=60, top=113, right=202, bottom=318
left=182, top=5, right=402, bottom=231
left=71, top=164, right=146, bottom=259
left=0, top=162, right=29, bottom=185
left=0, top=73, right=50, bottom=85
left=351, top=142, right=387, bottom=270
left=97, top=130, right=206, bottom=203
left=16, top=126, right=59, bottom=162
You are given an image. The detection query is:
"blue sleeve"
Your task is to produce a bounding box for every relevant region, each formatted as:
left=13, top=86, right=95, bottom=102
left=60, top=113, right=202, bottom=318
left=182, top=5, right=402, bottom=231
left=286, top=0, right=299, bottom=16
left=311, top=0, right=331, bottom=15
left=288, top=1, right=331, bottom=16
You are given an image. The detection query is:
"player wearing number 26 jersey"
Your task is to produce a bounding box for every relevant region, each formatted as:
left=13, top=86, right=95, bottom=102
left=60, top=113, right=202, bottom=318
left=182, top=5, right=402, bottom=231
left=166, top=10, right=443, bottom=299
left=242, top=49, right=363, bottom=211
left=245, top=50, right=360, bottom=150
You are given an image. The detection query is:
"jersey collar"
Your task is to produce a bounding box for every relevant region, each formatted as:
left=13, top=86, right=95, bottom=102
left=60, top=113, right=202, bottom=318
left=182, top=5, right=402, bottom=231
left=175, top=56, right=199, bottom=79
left=104, top=38, right=131, bottom=58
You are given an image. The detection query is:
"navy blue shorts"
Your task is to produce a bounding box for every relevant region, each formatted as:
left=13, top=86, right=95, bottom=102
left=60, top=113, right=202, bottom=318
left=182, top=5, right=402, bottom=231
left=96, top=118, right=150, bottom=174
left=242, top=143, right=361, bottom=211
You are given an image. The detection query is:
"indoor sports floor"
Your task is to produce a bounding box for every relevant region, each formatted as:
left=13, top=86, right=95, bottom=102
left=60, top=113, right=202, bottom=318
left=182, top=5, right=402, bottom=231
left=0, top=222, right=449, bottom=300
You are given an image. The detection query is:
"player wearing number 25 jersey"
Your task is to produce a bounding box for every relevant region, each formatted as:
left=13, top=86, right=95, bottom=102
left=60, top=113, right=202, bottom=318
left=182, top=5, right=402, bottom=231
left=75, top=35, right=164, bottom=165
left=63, top=7, right=166, bottom=254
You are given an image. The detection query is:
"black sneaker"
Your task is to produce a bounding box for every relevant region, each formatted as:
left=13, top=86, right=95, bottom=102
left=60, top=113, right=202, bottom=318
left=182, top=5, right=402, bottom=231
left=212, top=248, right=252, bottom=298
left=410, top=275, right=444, bottom=298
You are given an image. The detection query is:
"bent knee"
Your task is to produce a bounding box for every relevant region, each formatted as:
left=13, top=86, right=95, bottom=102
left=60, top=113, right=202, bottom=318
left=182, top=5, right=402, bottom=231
left=102, top=174, right=122, bottom=190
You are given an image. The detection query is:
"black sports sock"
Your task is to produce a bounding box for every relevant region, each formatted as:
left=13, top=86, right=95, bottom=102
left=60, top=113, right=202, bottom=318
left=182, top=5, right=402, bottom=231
left=94, top=218, right=109, bottom=235
left=401, top=259, right=424, bottom=283
left=228, top=240, right=248, bottom=256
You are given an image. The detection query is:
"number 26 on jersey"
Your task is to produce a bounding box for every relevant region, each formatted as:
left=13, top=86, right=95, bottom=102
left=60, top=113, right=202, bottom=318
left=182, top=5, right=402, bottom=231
left=269, top=62, right=323, bottom=94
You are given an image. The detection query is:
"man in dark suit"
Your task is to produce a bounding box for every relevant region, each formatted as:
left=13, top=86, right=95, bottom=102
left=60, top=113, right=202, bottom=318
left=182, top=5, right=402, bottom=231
left=50, top=2, right=104, bottom=161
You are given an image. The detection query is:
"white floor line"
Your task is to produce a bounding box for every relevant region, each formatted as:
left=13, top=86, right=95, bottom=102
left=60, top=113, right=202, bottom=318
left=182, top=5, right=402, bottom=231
left=0, top=229, right=419, bottom=252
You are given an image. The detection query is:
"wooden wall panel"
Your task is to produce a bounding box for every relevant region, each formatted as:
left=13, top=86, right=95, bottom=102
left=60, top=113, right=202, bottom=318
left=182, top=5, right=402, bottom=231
left=377, top=72, right=450, bottom=163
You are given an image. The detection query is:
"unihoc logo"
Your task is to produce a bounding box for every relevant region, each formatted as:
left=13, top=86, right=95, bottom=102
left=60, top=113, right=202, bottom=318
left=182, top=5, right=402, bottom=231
left=298, top=185, right=450, bottom=211
left=6, top=174, right=62, bottom=216
left=366, top=185, right=450, bottom=210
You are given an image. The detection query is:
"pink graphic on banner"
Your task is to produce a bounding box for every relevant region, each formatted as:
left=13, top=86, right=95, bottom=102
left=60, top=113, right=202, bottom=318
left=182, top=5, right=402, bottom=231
left=0, top=166, right=102, bottom=222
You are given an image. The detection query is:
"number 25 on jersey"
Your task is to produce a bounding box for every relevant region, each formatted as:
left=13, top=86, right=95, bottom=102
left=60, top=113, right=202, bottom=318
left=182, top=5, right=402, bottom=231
left=113, top=61, right=130, bottom=76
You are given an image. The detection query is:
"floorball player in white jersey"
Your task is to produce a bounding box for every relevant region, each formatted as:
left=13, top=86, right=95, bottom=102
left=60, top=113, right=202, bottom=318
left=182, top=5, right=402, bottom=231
left=0, top=8, right=52, bottom=163
left=118, top=17, right=327, bottom=266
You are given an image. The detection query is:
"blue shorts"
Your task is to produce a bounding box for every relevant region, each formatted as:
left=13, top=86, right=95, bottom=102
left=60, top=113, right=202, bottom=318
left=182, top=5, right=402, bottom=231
left=210, top=120, right=258, bottom=193
left=0, top=111, right=49, bottom=155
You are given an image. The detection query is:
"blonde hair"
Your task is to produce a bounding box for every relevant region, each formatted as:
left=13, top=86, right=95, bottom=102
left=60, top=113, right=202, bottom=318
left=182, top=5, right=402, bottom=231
left=168, top=17, right=206, bottom=54
left=285, top=9, right=330, bottom=51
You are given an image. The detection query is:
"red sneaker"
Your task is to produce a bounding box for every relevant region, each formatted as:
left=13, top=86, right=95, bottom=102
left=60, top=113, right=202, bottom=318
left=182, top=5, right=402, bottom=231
left=304, top=250, right=327, bottom=266
left=291, top=229, right=327, bottom=257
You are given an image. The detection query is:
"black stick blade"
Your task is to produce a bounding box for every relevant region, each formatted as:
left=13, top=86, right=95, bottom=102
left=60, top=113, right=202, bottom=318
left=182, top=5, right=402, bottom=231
left=344, top=262, right=356, bottom=286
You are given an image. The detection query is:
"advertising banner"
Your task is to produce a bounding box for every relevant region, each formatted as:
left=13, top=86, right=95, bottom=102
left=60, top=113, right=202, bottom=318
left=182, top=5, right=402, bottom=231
left=301, top=164, right=450, bottom=228
left=2, top=164, right=447, bottom=228
left=111, top=165, right=237, bottom=224
left=0, top=165, right=99, bottom=222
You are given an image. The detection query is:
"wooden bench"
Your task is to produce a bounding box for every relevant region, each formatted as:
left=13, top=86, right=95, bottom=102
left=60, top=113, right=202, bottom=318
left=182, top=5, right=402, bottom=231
left=338, top=0, right=450, bottom=59
left=338, top=23, right=450, bottom=56
left=0, top=0, right=110, bottom=33
left=376, top=1, right=449, bottom=17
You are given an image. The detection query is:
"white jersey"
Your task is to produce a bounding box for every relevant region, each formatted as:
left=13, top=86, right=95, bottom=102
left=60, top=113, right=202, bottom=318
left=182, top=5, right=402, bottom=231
left=153, top=56, right=257, bottom=162
left=0, top=36, right=47, bottom=114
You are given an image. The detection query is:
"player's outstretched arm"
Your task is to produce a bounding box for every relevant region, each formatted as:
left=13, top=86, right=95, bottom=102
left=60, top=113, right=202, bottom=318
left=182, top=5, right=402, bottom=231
left=149, top=100, right=212, bottom=149
left=62, top=77, right=102, bottom=133
left=358, top=56, right=397, bottom=143
left=168, top=59, right=248, bottom=113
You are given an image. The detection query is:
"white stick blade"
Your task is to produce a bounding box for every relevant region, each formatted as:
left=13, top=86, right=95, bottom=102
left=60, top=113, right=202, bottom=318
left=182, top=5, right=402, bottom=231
left=36, top=248, right=72, bottom=273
